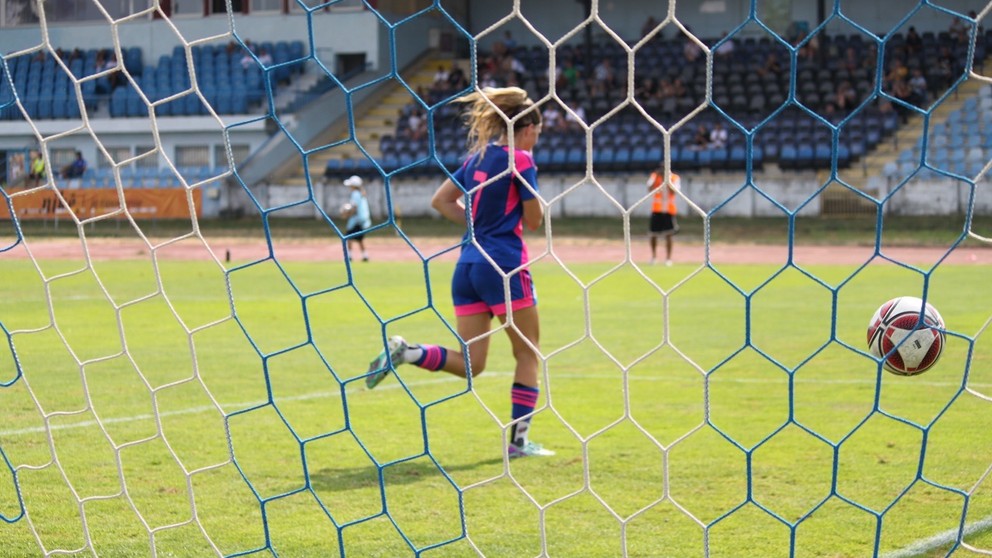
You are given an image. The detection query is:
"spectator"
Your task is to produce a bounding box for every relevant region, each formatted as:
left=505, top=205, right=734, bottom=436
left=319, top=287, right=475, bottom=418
left=935, top=46, right=957, bottom=90
left=564, top=100, right=586, bottom=131
left=407, top=109, right=427, bottom=141
left=842, top=46, right=859, bottom=73
left=949, top=16, right=968, bottom=45
left=822, top=102, right=841, bottom=124
left=886, top=59, right=909, bottom=84
left=715, top=32, right=735, bottom=58
left=556, top=58, right=581, bottom=93
left=448, top=65, right=468, bottom=91
left=683, top=36, right=702, bottom=63
left=433, top=65, right=449, bottom=86
left=502, top=53, right=527, bottom=85
left=6, top=152, right=25, bottom=186
left=834, top=80, right=857, bottom=113
left=257, top=48, right=273, bottom=67
left=501, top=30, right=517, bottom=53
left=541, top=104, right=565, bottom=132
left=970, top=11, right=985, bottom=37
left=890, top=79, right=914, bottom=122
left=636, top=77, right=661, bottom=110
left=690, top=124, right=710, bottom=150
left=659, top=78, right=678, bottom=117
left=479, top=71, right=498, bottom=89
left=757, top=51, right=782, bottom=78
left=708, top=121, right=728, bottom=149
left=590, top=58, right=615, bottom=97
left=908, top=69, right=928, bottom=107
left=793, top=31, right=817, bottom=63
left=60, top=151, right=86, bottom=180
left=905, top=26, right=923, bottom=56
left=641, top=16, right=658, bottom=38
left=28, top=150, right=45, bottom=187
left=240, top=47, right=254, bottom=69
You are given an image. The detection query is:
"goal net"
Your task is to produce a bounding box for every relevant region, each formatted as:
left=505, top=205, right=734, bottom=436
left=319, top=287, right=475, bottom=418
left=2, top=1, right=992, bottom=556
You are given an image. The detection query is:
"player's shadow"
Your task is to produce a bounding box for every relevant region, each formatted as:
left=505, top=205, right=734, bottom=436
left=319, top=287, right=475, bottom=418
left=309, top=456, right=505, bottom=492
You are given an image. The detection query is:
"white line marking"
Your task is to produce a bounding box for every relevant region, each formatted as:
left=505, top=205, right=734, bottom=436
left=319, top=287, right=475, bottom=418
left=0, top=375, right=465, bottom=437
left=880, top=516, right=992, bottom=558
left=1, top=372, right=984, bottom=438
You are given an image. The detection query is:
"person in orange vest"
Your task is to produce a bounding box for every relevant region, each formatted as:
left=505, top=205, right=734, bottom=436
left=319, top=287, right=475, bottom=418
left=647, top=166, right=680, bottom=266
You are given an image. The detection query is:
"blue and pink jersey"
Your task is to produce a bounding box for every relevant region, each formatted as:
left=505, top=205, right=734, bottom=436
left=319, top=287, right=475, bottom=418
left=451, top=143, right=539, bottom=269
left=449, top=143, right=540, bottom=316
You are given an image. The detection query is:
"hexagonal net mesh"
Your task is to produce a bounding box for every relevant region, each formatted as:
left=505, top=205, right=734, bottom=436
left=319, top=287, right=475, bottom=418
left=2, top=1, right=992, bottom=557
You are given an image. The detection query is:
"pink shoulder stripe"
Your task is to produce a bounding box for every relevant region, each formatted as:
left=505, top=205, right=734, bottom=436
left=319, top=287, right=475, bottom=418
left=513, top=149, right=534, bottom=173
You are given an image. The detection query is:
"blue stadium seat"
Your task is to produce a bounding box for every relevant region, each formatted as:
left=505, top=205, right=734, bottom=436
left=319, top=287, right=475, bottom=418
left=533, top=148, right=552, bottom=170
left=710, top=148, right=729, bottom=169
left=612, top=147, right=632, bottom=171
left=696, top=149, right=712, bottom=169
left=813, top=143, right=832, bottom=167
left=549, top=147, right=568, bottom=172
left=729, top=145, right=746, bottom=169
left=795, top=143, right=814, bottom=168
left=31, top=95, right=54, bottom=120
left=779, top=145, right=798, bottom=169
left=565, top=147, right=585, bottom=170
left=836, top=145, right=851, bottom=168
left=593, top=147, right=615, bottom=172
left=158, top=168, right=179, bottom=187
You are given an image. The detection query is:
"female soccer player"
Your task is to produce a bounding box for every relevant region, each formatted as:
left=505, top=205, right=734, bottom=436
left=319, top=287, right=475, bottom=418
left=365, top=86, right=552, bottom=458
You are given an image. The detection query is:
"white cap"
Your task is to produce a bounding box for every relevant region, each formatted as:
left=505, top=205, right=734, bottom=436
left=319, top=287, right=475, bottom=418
left=343, top=175, right=363, bottom=187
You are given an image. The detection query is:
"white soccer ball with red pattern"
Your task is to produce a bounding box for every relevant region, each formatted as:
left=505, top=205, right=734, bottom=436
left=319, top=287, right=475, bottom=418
left=867, top=296, right=945, bottom=376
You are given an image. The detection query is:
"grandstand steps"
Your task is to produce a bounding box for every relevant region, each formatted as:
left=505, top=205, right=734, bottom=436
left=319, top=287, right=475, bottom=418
left=862, top=77, right=986, bottom=177
left=279, top=54, right=454, bottom=187
left=821, top=75, right=988, bottom=216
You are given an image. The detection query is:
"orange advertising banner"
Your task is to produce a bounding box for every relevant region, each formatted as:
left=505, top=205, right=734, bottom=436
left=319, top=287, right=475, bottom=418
left=0, top=188, right=201, bottom=220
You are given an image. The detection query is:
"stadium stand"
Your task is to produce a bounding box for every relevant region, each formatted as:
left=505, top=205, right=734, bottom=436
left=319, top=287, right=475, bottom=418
left=0, top=40, right=306, bottom=121
left=347, top=27, right=988, bottom=178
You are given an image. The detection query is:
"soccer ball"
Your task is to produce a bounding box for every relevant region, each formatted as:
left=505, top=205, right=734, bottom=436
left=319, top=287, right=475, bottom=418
left=867, top=296, right=945, bottom=376
left=339, top=202, right=355, bottom=218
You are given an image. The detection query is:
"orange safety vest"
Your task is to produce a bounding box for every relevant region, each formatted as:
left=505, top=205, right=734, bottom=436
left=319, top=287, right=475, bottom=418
left=648, top=171, right=679, bottom=215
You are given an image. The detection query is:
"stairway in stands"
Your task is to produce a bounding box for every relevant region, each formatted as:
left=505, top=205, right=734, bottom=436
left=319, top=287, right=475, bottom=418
left=820, top=72, right=987, bottom=216
left=280, top=55, right=456, bottom=187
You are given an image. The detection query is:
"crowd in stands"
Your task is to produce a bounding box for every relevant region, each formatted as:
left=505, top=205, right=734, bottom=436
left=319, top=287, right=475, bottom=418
left=368, top=19, right=989, bottom=175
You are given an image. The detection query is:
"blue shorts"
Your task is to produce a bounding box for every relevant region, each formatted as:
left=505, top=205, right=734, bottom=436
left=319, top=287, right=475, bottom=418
left=451, top=262, right=537, bottom=317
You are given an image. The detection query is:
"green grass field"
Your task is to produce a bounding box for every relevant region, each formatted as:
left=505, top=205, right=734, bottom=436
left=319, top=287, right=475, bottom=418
left=2, top=254, right=992, bottom=557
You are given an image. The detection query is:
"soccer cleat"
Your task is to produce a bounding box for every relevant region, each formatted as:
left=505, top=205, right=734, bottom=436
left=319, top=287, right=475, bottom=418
left=365, top=336, right=408, bottom=389
left=665, top=259, right=673, bottom=267
left=508, top=441, right=556, bottom=459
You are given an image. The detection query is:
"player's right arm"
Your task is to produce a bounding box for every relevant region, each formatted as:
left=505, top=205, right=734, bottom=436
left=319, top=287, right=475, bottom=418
left=431, top=178, right=467, bottom=226
left=522, top=197, right=543, bottom=231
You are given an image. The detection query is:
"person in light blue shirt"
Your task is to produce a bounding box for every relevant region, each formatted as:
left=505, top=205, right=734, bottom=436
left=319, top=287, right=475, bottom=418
left=343, top=175, right=372, bottom=262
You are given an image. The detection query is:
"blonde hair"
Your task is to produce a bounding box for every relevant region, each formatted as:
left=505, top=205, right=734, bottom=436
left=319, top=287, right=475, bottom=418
left=456, top=86, right=541, bottom=155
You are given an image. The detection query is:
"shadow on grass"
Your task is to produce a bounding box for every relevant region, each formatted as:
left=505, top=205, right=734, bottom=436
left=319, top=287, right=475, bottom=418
left=309, top=456, right=505, bottom=492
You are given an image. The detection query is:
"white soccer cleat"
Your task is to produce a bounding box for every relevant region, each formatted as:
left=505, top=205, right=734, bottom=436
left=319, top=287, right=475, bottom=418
left=508, top=441, right=556, bottom=459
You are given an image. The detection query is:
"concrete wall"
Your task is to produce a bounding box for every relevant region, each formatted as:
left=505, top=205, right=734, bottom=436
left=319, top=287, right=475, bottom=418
left=1, top=10, right=384, bottom=70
